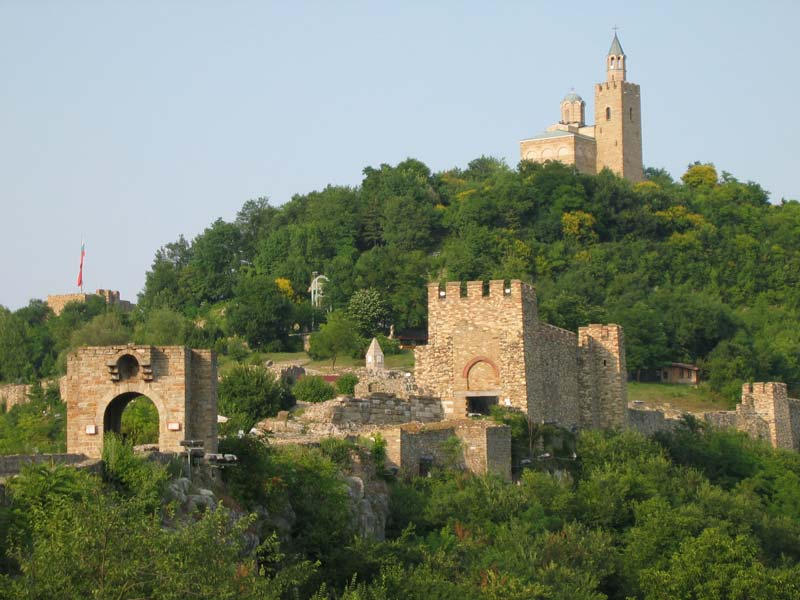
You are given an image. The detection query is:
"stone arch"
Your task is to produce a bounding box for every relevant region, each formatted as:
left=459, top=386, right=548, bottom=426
left=462, top=356, right=500, bottom=391
left=541, top=147, right=554, bottom=160
left=65, top=345, right=218, bottom=458
left=97, top=388, right=168, bottom=442
left=557, top=146, right=569, bottom=159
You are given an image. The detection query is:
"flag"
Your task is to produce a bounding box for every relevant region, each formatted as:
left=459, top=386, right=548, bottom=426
left=77, top=239, right=85, bottom=288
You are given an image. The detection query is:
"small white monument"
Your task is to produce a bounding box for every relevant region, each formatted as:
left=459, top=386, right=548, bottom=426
left=365, top=337, right=385, bottom=371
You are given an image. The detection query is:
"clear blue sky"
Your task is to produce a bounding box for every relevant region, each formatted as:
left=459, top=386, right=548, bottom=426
left=2, top=1, right=798, bottom=310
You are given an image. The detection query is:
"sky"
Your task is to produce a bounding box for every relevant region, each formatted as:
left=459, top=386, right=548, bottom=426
left=1, top=1, right=798, bottom=311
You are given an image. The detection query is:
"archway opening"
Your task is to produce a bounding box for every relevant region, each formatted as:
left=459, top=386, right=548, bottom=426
left=104, top=392, right=160, bottom=446
left=117, top=354, right=140, bottom=380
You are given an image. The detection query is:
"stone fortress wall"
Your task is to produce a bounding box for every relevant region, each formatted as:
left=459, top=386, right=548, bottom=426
left=46, top=289, right=134, bottom=316
left=628, top=382, right=800, bottom=451
left=0, top=378, right=66, bottom=411
left=414, top=280, right=627, bottom=431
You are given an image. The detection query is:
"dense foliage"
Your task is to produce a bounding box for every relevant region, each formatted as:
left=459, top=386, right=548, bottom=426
left=1, top=159, right=798, bottom=398
left=293, top=376, right=337, bottom=403
left=217, top=364, right=294, bottom=432
left=4, top=425, right=800, bottom=598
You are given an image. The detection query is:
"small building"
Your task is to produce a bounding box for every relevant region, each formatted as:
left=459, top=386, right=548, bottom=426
left=657, top=363, right=700, bottom=385
left=365, top=338, right=385, bottom=371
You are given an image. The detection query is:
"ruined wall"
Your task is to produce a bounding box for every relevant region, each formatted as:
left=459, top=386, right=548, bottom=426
left=384, top=420, right=511, bottom=480
left=741, top=382, right=793, bottom=449
left=354, top=369, right=415, bottom=399
left=628, top=407, right=682, bottom=436
left=189, top=350, right=218, bottom=453
left=578, top=324, right=627, bottom=429
left=328, top=394, right=443, bottom=426
left=529, top=323, right=579, bottom=427
left=0, top=377, right=67, bottom=411
left=789, top=399, right=800, bottom=451
left=0, top=453, right=97, bottom=478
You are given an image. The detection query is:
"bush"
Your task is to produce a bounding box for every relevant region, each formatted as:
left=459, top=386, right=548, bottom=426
left=375, top=334, right=401, bottom=355
left=293, top=376, right=336, bottom=403
left=335, top=373, right=359, bottom=395
left=218, top=364, right=294, bottom=431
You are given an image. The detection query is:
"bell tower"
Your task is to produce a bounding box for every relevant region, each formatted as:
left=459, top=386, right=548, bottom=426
left=594, top=33, right=643, bottom=182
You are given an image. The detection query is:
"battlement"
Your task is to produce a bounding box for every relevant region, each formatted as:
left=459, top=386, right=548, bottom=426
left=428, top=279, right=530, bottom=302
left=596, top=81, right=640, bottom=92
left=47, top=288, right=134, bottom=316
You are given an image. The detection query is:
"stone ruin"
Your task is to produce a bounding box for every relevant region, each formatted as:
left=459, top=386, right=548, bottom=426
left=628, top=382, right=800, bottom=450
left=65, top=344, right=218, bottom=458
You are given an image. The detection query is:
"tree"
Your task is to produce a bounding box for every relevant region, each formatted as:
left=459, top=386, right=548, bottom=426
left=227, top=271, right=294, bottom=351
left=309, top=310, right=361, bottom=370
left=133, top=308, right=190, bottom=345
left=70, top=312, right=132, bottom=348
left=347, top=289, right=390, bottom=337
left=217, top=364, right=293, bottom=431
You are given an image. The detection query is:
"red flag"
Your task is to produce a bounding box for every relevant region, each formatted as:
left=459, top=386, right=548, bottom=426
left=77, top=239, right=85, bottom=288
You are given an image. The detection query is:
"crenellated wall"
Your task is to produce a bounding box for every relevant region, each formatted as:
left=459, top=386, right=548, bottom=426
left=414, top=280, right=626, bottom=430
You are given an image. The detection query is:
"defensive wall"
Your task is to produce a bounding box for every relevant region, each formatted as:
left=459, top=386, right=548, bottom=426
left=0, top=453, right=99, bottom=479
left=46, top=289, right=134, bottom=316
left=414, top=280, right=627, bottom=430
left=383, top=419, right=511, bottom=480
left=628, top=382, right=800, bottom=451
left=0, top=377, right=66, bottom=411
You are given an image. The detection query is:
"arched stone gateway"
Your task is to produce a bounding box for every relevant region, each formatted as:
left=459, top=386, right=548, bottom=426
left=65, top=345, right=218, bottom=458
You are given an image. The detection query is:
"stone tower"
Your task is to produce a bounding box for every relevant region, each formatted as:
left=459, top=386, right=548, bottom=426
left=594, top=33, right=644, bottom=182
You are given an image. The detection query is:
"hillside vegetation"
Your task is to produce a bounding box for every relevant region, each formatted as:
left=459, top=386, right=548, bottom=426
left=3, top=424, right=800, bottom=598
left=1, top=159, right=798, bottom=399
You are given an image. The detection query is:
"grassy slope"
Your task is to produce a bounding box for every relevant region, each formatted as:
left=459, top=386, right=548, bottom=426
left=628, top=382, right=734, bottom=412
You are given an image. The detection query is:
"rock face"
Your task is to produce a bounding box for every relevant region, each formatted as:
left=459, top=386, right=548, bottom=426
left=344, top=455, right=390, bottom=541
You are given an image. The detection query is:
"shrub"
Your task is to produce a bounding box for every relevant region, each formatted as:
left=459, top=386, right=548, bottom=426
left=218, top=364, right=294, bottom=431
left=335, top=373, right=359, bottom=395
left=293, top=376, right=336, bottom=403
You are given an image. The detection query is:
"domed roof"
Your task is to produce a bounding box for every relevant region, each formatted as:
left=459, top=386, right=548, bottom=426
left=562, top=90, right=583, bottom=103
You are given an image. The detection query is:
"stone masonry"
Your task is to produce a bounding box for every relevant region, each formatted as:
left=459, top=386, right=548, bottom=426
left=414, top=280, right=627, bottom=430
left=630, top=382, right=800, bottom=451
left=383, top=420, right=511, bottom=481
left=519, top=33, right=643, bottom=182
left=65, top=345, right=217, bottom=458
left=46, top=289, right=134, bottom=316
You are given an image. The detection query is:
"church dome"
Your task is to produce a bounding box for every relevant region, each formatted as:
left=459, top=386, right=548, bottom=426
left=562, top=91, right=583, bottom=103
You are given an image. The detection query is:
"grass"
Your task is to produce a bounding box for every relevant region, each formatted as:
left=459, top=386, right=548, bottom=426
left=628, top=382, right=734, bottom=412
left=256, top=349, right=416, bottom=373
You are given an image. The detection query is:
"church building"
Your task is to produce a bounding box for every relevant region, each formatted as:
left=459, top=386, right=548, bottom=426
left=519, top=33, right=643, bottom=182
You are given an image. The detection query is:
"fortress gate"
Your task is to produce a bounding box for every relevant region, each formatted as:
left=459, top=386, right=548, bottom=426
left=65, top=345, right=218, bottom=458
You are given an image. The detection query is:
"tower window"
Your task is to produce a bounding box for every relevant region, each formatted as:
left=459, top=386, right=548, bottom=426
left=605, top=107, right=611, bottom=121
left=629, top=108, right=633, bottom=121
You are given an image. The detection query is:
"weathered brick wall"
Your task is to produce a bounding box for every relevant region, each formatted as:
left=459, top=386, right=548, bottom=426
left=529, top=323, right=579, bottom=427
left=628, top=407, right=681, bottom=436
left=742, top=382, right=794, bottom=449
left=578, top=325, right=627, bottom=429
left=65, top=345, right=218, bottom=458
left=190, top=350, right=218, bottom=453
left=789, top=399, right=800, bottom=451
left=415, top=280, right=532, bottom=418
left=329, top=394, right=443, bottom=426
left=354, top=369, right=415, bottom=398
left=0, top=453, right=95, bottom=477
left=415, top=280, right=627, bottom=431
left=384, top=420, right=511, bottom=480
left=0, top=377, right=67, bottom=411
